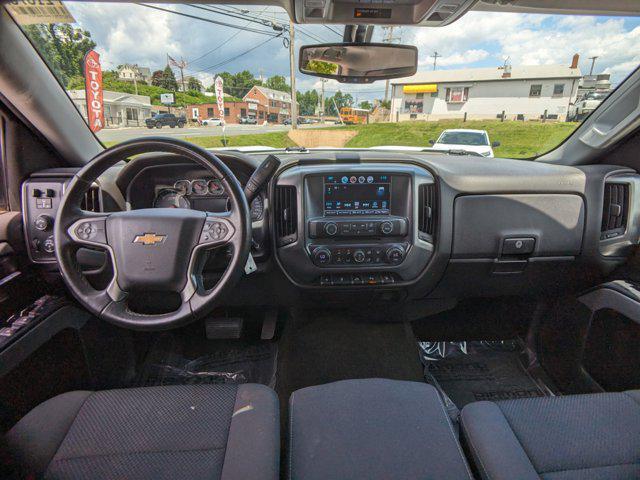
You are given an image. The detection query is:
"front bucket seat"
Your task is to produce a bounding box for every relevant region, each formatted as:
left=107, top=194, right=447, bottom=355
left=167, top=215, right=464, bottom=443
left=5, top=384, right=279, bottom=480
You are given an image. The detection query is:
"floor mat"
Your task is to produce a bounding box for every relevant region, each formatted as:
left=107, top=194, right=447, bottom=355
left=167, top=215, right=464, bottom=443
left=137, top=333, right=277, bottom=388
left=419, top=340, right=548, bottom=410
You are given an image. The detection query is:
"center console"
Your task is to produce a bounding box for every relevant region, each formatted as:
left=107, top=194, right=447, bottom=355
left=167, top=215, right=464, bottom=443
left=273, top=163, right=435, bottom=287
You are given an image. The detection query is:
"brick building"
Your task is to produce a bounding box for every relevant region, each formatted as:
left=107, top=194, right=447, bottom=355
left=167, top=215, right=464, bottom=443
left=188, top=101, right=268, bottom=124
left=243, top=86, right=294, bottom=123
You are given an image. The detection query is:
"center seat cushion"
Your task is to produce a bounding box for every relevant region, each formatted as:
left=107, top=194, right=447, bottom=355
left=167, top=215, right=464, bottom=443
left=288, top=378, right=473, bottom=480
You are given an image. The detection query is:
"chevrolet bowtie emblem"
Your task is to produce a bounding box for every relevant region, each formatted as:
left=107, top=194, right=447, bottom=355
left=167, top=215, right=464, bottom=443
left=133, top=233, right=166, bottom=246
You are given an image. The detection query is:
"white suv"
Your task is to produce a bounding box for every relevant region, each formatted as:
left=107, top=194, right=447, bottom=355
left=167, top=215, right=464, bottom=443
left=429, top=129, right=500, bottom=157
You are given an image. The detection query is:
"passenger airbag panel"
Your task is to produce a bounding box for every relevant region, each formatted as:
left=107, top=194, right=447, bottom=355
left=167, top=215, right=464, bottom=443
left=453, top=194, right=584, bottom=258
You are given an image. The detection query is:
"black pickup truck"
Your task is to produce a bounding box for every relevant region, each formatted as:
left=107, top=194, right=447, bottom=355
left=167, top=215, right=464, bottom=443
left=145, top=113, right=186, bottom=129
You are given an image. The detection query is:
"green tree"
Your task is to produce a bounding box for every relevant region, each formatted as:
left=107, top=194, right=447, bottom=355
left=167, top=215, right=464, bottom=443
left=298, top=89, right=319, bottom=116
left=161, top=65, right=178, bottom=91
left=326, top=90, right=353, bottom=115
left=23, top=23, right=96, bottom=87
left=380, top=99, right=391, bottom=109
left=207, top=71, right=259, bottom=98
left=151, top=70, right=164, bottom=87
left=187, top=77, right=203, bottom=92
left=359, top=100, right=372, bottom=111
left=265, top=75, right=290, bottom=93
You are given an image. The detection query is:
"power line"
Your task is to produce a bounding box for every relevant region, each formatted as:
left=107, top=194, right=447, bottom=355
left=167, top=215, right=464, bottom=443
left=186, top=7, right=269, bottom=66
left=323, top=25, right=342, bottom=37
left=137, top=4, right=281, bottom=37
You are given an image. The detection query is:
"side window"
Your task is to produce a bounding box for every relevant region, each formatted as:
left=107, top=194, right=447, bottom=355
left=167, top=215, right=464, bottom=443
left=0, top=115, right=7, bottom=212
left=530, top=84, right=542, bottom=97
left=553, top=84, right=565, bottom=96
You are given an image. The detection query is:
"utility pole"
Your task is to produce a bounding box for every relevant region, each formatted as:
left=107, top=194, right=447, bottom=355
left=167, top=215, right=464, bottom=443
left=382, top=26, right=401, bottom=102
left=179, top=57, right=186, bottom=93
left=588, top=56, right=598, bottom=75
left=320, top=78, right=326, bottom=118
left=431, top=51, right=441, bottom=70
left=289, top=20, right=298, bottom=129
left=132, top=64, right=139, bottom=95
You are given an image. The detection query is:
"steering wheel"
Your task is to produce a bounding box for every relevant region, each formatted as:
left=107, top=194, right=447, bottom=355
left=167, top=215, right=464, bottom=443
left=54, top=137, right=251, bottom=330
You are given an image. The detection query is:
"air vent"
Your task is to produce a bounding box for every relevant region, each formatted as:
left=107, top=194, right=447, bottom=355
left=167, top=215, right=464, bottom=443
left=601, top=182, right=629, bottom=239
left=274, top=186, right=297, bottom=246
left=81, top=186, right=102, bottom=212
left=418, top=183, right=437, bottom=238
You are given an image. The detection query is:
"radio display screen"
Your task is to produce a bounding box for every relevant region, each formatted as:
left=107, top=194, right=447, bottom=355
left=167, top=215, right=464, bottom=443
left=323, top=174, right=391, bottom=216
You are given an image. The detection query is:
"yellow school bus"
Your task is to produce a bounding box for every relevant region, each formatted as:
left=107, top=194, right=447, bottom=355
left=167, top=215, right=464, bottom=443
left=339, top=107, right=368, bottom=125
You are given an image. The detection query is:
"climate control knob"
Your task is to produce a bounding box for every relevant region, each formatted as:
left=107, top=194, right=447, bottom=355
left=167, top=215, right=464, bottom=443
left=380, top=221, right=393, bottom=235
left=353, top=249, right=366, bottom=263
left=313, top=247, right=332, bottom=265
left=324, top=222, right=338, bottom=236
left=386, top=246, right=405, bottom=265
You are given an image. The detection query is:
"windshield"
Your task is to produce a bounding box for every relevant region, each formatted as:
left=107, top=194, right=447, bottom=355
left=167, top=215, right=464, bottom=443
left=6, top=2, right=640, bottom=158
left=437, top=132, right=488, bottom=146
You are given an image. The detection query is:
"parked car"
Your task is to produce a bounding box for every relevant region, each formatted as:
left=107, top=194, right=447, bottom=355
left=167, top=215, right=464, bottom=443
left=240, top=116, right=258, bottom=124
left=568, top=91, right=610, bottom=121
left=202, top=117, right=223, bottom=126
left=284, top=118, right=307, bottom=125
left=429, top=129, right=500, bottom=157
left=145, top=113, right=186, bottom=129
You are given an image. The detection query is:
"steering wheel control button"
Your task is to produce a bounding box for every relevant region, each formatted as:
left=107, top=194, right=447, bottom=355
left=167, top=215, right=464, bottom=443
left=200, top=220, right=230, bottom=243
left=73, top=219, right=107, bottom=244
left=502, top=237, right=535, bottom=256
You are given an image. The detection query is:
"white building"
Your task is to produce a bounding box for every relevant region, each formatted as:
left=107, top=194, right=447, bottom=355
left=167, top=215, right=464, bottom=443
left=390, top=59, right=582, bottom=122
left=117, top=64, right=151, bottom=85
left=68, top=90, right=152, bottom=128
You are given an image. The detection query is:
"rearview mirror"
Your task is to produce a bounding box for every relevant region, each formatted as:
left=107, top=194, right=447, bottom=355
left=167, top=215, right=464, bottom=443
left=299, top=43, right=418, bottom=84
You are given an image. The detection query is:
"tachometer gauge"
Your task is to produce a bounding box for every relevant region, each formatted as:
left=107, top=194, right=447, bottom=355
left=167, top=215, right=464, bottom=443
left=250, top=196, right=264, bottom=221
left=191, top=179, right=208, bottom=196
left=174, top=180, right=190, bottom=195
left=208, top=179, right=225, bottom=196
left=153, top=189, right=190, bottom=209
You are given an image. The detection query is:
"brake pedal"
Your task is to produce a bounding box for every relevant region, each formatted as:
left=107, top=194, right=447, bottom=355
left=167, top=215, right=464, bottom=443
left=205, top=316, right=244, bottom=339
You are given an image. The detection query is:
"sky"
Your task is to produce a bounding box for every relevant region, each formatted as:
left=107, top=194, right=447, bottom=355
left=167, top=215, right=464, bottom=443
left=65, top=2, right=640, bottom=103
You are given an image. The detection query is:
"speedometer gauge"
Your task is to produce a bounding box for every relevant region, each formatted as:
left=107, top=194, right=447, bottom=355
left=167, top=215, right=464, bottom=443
left=191, top=179, right=208, bottom=195
left=154, top=189, right=190, bottom=209
left=208, top=179, right=225, bottom=196
left=174, top=180, right=190, bottom=195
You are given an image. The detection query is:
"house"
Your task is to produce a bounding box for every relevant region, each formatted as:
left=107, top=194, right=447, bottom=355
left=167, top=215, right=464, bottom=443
left=243, top=86, right=294, bottom=123
left=390, top=55, right=582, bottom=122
left=189, top=101, right=269, bottom=124
left=117, top=64, right=151, bottom=85
left=68, top=89, right=152, bottom=127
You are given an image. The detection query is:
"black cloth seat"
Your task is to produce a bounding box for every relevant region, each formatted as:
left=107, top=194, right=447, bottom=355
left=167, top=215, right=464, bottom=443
left=288, top=378, right=473, bottom=480
left=460, top=390, right=640, bottom=480
left=5, top=384, right=279, bottom=480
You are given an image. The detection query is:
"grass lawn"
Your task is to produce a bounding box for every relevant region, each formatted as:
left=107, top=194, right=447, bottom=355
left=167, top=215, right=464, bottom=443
left=340, top=120, right=580, bottom=158
left=101, top=120, right=579, bottom=159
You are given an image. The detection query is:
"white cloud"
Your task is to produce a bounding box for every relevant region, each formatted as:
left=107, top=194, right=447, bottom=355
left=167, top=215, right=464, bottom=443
left=409, top=12, right=640, bottom=84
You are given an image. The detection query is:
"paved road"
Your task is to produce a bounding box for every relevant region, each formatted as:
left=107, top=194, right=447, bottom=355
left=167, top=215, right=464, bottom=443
left=97, top=123, right=332, bottom=143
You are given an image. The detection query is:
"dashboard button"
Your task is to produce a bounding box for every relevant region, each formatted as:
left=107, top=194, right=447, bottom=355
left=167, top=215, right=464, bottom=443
left=386, top=246, right=405, bottom=264
left=34, top=215, right=51, bottom=231
left=380, top=221, right=393, bottom=235
left=353, top=249, right=365, bottom=263
left=313, top=247, right=332, bottom=265
left=324, top=222, right=338, bottom=236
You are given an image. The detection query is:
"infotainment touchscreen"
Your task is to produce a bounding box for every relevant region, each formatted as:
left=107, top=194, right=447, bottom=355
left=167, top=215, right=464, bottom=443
left=323, top=174, right=391, bottom=215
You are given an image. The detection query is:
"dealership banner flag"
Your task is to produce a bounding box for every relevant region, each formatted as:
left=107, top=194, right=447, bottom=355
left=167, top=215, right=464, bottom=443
left=83, top=50, right=105, bottom=133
